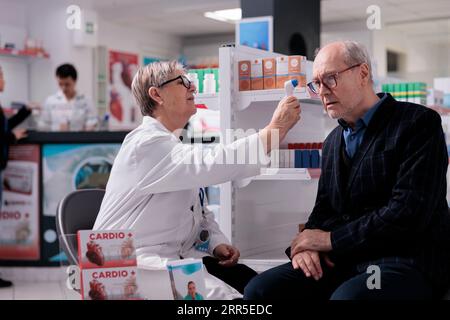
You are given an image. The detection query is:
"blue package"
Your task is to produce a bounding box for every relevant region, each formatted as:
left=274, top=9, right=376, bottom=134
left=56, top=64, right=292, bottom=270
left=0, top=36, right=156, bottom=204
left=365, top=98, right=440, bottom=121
left=310, top=150, right=320, bottom=168
left=301, top=150, right=311, bottom=168
left=295, top=150, right=302, bottom=168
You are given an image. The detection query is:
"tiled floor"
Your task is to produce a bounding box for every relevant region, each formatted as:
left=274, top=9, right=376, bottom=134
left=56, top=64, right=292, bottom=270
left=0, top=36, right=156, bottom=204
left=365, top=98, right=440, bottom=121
left=0, top=281, right=80, bottom=300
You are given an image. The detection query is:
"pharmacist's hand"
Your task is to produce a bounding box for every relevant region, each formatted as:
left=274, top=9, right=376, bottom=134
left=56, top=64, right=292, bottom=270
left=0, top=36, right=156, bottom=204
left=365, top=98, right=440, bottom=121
left=269, top=96, right=301, bottom=138
left=13, top=128, right=28, bottom=140
left=213, top=244, right=240, bottom=267
left=26, top=102, right=41, bottom=111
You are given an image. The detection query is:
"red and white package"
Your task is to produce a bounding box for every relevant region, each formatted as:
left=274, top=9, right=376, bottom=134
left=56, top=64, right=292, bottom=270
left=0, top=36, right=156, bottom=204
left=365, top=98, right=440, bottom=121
left=80, top=266, right=141, bottom=300
left=77, top=230, right=137, bottom=269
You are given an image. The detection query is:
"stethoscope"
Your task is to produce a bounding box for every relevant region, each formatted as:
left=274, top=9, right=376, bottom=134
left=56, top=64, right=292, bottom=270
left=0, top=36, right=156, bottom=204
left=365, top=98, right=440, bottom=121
left=198, top=188, right=205, bottom=214
left=190, top=188, right=206, bottom=215
left=195, top=188, right=210, bottom=246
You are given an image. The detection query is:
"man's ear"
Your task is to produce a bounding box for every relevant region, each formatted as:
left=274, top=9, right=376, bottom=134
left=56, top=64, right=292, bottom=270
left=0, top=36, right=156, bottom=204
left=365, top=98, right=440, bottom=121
left=360, top=63, right=371, bottom=85
left=148, top=87, right=163, bottom=105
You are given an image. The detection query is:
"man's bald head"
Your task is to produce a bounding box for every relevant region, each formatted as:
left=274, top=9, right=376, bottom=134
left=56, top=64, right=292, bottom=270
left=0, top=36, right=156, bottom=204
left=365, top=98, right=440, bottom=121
left=315, top=41, right=373, bottom=82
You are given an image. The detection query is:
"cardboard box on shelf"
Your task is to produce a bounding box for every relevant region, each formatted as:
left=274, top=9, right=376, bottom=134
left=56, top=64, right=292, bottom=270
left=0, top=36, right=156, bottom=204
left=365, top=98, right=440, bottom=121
left=238, top=60, right=251, bottom=91
left=288, top=55, right=305, bottom=74
left=263, top=58, right=276, bottom=89
left=288, top=55, right=307, bottom=88
left=250, top=58, right=263, bottom=90
left=276, top=56, right=289, bottom=89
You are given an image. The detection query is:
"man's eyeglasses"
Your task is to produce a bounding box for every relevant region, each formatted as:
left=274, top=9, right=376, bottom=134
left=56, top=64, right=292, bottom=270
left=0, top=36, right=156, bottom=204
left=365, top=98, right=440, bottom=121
left=307, top=63, right=362, bottom=94
left=159, top=75, right=192, bottom=89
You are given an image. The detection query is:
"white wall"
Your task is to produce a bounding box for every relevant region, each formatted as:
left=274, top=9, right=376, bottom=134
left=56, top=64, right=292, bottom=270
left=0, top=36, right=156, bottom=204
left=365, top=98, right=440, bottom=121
left=182, top=33, right=234, bottom=66
left=98, top=19, right=181, bottom=61
left=26, top=0, right=94, bottom=104
left=0, top=0, right=29, bottom=107
left=321, top=20, right=373, bottom=51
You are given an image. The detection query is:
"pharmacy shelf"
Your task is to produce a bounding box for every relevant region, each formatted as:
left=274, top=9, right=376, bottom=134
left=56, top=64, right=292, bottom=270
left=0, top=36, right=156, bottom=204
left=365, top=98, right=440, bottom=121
left=234, top=168, right=321, bottom=188
left=194, top=93, right=219, bottom=111
left=218, top=45, right=330, bottom=248
left=0, top=48, right=49, bottom=59
left=235, top=89, right=322, bottom=111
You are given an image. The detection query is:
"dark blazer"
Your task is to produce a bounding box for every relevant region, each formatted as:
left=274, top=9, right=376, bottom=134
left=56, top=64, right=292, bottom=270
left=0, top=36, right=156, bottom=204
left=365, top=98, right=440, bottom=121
left=305, top=93, right=450, bottom=292
left=0, top=105, right=31, bottom=170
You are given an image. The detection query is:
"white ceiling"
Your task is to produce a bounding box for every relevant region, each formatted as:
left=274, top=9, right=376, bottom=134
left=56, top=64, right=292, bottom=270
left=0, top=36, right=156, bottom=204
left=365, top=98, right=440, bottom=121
left=92, top=0, right=450, bottom=41
left=322, top=0, right=450, bottom=25
left=92, top=0, right=239, bottom=36
left=322, top=0, right=450, bottom=44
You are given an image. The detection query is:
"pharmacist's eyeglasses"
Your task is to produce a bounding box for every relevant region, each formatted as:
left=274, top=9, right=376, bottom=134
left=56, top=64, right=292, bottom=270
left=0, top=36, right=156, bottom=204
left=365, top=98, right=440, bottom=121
left=307, top=64, right=362, bottom=94
left=159, top=75, right=191, bottom=89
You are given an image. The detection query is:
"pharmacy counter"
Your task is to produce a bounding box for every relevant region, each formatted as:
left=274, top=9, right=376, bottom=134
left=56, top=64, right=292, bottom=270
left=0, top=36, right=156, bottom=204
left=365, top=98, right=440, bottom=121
left=0, top=131, right=129, bottom=266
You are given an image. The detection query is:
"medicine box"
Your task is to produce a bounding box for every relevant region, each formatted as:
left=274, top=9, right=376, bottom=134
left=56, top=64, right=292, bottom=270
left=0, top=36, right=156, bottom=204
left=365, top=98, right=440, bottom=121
left=238, top=61, right=251, bottom=91
left=77, top=229, right=137, bottom=269
left=80, top=266, right=140, bottom=300
left=251, top=59, right=263, bottom=90
left=263, top=58, right=276, bottom=89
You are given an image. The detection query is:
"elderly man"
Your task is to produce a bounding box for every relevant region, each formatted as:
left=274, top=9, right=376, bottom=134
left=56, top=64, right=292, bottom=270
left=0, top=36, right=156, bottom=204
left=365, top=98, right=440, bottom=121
left=244, top=41, right=450, bottom=300
left=94, top=61, right=300, bottom=298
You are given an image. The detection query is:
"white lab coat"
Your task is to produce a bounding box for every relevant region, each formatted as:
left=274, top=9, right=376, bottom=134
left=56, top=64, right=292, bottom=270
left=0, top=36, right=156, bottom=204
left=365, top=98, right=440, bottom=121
left=94, top=116, right=269, bottom=299
left=40, top=91, right=98, bottom=131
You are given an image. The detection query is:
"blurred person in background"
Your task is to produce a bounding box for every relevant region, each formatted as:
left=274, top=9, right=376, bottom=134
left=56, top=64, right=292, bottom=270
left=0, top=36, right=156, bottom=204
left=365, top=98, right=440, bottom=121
left=0, top=65, right=33, bottom=288
left=40, top=63, right=98, bottom=131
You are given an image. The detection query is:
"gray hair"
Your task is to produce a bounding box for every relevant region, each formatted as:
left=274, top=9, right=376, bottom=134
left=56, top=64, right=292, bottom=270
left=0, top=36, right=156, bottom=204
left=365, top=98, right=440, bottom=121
left=131, top=60, right=185, bottom=116
left=341, top=41, right=373, bottom=82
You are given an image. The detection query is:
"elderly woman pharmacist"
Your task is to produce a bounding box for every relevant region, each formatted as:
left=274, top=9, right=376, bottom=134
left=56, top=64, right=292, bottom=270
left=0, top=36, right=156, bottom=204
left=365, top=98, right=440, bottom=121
left=94, top=60, right=301, bottom=299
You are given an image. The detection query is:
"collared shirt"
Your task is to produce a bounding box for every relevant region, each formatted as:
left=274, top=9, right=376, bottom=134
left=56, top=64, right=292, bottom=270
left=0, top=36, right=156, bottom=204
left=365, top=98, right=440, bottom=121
left=338, top=93, right=387, bottom=158
left=40, top=91, right=98, bottom=131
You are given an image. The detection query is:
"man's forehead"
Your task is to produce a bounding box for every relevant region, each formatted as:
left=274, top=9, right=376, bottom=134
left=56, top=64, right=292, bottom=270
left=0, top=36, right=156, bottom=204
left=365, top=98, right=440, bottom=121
left=313, top=52, right=346, bottom=76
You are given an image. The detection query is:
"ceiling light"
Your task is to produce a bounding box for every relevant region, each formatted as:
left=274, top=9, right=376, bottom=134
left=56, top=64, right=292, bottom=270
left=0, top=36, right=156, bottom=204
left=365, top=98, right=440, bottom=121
left=204, top=8, right=242, bottom=23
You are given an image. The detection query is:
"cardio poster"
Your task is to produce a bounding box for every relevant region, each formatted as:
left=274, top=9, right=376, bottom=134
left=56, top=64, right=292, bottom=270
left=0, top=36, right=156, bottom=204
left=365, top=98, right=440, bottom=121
left=0, top=145, right=40, bottom=260
left=109, top=50, right=140, bottom=130
left=42, top=144, right=121, bottom=218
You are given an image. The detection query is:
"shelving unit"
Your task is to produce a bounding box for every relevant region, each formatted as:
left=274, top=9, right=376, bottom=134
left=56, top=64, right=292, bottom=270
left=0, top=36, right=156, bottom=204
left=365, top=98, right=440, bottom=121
left=218, top=45, right=336, bottom=272
left=0, top=48, right=51, bottom=110
left=235, top=168, right=321, bottom=188
left=0, top=48, right=50, bottom=59
left=235, top=89, right=319, bottom=111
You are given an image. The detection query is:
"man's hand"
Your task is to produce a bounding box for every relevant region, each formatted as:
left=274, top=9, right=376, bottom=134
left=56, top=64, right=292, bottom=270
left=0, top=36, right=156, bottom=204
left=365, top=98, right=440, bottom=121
left=292, top=250, right=335, bottom=280
left=213, top=244, right=240, bottom=267
left=13, top=128, right=27, bottom=140
left=290, top=229, right=332, bottom=258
